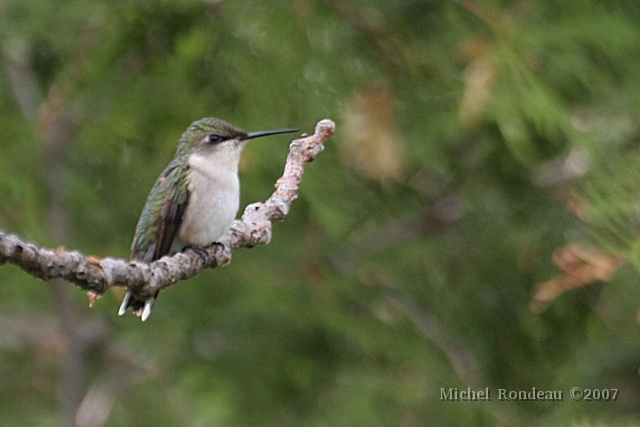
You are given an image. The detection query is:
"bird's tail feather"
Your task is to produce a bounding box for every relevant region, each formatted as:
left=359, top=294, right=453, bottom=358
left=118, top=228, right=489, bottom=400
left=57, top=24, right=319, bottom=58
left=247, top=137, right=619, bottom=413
left=118, top=291, right=157, bottom=321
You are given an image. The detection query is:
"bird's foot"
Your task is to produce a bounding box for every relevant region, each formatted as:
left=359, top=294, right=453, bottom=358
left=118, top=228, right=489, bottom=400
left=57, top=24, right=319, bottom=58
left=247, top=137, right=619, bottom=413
left=184, top=245, right=209, bottom=264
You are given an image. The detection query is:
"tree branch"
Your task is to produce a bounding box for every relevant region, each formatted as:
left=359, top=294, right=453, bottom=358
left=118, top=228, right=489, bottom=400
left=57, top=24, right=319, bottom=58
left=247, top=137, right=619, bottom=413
left=0, top=119, right=335, bottom=305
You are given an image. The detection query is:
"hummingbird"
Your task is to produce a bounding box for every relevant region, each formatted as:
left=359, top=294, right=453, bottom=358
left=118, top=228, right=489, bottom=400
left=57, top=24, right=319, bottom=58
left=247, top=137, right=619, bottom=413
left=118, top=117, right=298, bottom=321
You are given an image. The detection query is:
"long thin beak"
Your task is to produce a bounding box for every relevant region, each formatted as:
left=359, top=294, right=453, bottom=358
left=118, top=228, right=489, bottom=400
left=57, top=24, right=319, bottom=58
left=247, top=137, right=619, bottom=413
left=240, top=128, right=299, bottom=141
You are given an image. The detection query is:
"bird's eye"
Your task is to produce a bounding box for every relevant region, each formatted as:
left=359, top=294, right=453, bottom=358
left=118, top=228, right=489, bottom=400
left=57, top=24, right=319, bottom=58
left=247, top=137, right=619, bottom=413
left=207, top=134, right=222, bottom=144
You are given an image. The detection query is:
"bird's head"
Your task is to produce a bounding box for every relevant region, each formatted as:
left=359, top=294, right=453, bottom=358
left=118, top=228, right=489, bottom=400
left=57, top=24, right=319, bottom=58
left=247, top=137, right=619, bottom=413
left=177, top=117, right=297, bottom=163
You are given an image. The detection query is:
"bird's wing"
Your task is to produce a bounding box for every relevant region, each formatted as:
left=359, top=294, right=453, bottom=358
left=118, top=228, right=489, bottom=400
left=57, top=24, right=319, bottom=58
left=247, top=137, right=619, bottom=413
left=131, top=163, right=190, bottom=262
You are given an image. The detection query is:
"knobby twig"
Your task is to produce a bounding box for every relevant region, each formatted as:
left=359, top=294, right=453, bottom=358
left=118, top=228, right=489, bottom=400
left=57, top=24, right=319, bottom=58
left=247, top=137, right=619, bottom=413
left=0, top=119, right=335, bottom=305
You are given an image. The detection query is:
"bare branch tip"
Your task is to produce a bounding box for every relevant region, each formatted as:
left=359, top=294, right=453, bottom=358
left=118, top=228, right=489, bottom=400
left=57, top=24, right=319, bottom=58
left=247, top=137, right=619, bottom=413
left=315, top=119, right=335, bottom=138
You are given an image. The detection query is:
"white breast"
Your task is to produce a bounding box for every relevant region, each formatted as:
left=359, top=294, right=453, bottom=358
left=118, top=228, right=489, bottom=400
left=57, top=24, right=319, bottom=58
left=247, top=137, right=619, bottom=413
left=175, top=153, right=240, bottom=249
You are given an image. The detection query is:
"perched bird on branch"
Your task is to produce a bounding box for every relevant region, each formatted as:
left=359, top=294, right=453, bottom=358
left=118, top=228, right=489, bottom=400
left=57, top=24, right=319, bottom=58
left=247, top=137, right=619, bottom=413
left=119, top=118, right=297, bottom=320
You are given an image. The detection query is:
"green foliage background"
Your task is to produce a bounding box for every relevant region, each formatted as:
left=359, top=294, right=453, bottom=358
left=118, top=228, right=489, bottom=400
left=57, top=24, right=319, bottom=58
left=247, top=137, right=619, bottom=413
left=1, top=0, right=640, bottom=425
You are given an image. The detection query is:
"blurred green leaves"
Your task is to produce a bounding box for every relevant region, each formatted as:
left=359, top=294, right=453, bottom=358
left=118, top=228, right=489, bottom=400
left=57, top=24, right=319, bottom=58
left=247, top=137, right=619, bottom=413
left=1, top=0, right=640, bottom=426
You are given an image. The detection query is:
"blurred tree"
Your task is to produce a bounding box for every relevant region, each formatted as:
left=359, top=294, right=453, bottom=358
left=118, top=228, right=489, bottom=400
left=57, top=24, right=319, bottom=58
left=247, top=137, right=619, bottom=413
left=1, top=0, right=640, bottom=426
